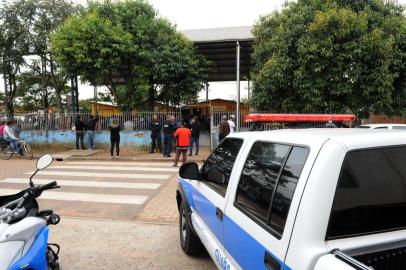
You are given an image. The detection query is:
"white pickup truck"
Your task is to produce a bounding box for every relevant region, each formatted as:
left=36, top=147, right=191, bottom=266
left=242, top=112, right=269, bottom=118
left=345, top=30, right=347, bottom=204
left=176, top=129, right=406, bottom=270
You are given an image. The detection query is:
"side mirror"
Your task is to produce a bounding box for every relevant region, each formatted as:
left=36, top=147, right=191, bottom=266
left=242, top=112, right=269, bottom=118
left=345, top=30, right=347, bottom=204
left=179, top=162, right=200, bottom=180
left=37, top=154, right=53, bottom=170
left=207, top=167, right=226, bottom=185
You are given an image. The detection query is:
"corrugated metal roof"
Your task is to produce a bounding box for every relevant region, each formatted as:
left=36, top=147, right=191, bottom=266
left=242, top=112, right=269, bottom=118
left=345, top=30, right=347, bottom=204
left=181, top=26, right=254, bottom=43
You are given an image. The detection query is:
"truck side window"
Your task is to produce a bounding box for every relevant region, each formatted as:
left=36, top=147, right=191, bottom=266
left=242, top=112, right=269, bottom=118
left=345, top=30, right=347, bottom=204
left=201, top=138, right=244, bottom=196
left=235, top=142, right=291, bottom=222
left=327, top=146, right=406, bottom=240
left=269, top=147, right=309, bottom=235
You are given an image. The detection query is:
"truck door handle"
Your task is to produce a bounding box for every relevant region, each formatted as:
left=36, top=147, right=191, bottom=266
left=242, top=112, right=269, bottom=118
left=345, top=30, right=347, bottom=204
left=264, top=252, right=281, bottom=270
left=215, top=207, right=223, bottom=221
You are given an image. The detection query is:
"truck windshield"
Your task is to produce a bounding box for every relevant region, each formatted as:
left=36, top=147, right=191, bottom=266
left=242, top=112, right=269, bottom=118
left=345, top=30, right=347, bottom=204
left=327, top=146, right=406, bottom=240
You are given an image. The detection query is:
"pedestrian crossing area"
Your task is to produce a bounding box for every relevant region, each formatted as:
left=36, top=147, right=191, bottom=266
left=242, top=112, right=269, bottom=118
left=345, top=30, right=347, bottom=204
left=0, top=161, right=179, bottom=220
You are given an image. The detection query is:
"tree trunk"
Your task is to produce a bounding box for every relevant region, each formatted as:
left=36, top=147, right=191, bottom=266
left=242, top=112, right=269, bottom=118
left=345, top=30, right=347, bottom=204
left=6, top=73, right=16, bottom=120
left=55, top=86, right=64, bottom=113
left=148, top=84, right=155, bottom=110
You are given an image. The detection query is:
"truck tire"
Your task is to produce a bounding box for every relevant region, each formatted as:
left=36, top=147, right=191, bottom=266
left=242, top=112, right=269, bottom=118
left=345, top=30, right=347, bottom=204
left=179, top=201, right=203, bottom=255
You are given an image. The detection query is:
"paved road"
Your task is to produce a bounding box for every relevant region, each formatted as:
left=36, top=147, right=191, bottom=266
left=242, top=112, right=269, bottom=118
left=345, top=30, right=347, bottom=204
left=0, top=160, right=179, bottom=220
left=0, top=159, right=216, bottom=270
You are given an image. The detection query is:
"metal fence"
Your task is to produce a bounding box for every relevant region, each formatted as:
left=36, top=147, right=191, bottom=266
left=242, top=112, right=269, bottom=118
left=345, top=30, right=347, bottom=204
left=361, top=115, right=406, bottom=125
left=0, top=111, right=182, bottom=131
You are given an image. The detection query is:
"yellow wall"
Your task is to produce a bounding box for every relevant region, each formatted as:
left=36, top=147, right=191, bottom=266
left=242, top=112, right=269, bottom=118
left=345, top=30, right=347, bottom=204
left=91, top=104, right=121, bottom=116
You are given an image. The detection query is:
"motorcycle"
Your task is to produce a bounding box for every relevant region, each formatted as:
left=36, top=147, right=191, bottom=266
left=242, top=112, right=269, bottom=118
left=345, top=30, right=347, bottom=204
left=0, top=154, right=62, bottom=270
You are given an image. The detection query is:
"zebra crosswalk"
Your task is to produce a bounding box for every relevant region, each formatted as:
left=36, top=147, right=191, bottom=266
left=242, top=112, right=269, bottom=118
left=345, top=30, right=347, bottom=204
left=0, top=161, right=178, bottom=220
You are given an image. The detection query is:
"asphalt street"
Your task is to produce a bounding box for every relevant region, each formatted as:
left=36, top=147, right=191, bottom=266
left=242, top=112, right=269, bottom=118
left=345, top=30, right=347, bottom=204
left=0, top=158, right=216, bottom=269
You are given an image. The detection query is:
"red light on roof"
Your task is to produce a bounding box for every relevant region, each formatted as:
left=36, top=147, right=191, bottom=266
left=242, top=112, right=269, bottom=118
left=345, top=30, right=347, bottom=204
left=244, top=114, right=356, bottom=123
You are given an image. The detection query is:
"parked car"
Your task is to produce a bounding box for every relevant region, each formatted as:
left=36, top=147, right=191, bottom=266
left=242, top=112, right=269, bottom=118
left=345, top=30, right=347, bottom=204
left=177, top=129, right=406, bottom=270
left=357, top=123, right=406, bottom=129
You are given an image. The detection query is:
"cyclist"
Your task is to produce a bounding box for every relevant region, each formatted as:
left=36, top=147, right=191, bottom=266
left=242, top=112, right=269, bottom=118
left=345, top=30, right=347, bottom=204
left=3, top=120, right=21, bottom=154
left=0, top=120, right=5, bottom=139
left=0, top=121, right=6, bottom=150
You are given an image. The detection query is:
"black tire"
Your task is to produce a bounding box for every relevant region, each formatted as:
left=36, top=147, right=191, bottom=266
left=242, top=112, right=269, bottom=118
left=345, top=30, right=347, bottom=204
left=179, top=201, right=203, bottom=255
left=0, top=144, right=13, bottom=160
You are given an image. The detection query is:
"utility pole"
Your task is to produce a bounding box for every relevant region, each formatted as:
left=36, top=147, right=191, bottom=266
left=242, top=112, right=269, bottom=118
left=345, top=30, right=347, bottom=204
left=236, top=41, right=241, bottom=132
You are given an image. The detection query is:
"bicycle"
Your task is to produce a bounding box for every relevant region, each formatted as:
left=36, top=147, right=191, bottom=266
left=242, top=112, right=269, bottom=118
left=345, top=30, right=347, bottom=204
left=0, top=138, right=33, bottom=160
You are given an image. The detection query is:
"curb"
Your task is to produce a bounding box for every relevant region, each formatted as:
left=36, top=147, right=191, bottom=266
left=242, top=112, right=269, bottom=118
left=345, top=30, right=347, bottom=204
left=61, top=156, right=205, bottom=162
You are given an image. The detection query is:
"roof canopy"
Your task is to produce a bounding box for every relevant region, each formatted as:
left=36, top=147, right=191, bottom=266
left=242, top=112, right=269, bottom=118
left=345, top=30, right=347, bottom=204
left=181, top=26, right=254, bottom=82
left=110, top=26, right=255, bottom=84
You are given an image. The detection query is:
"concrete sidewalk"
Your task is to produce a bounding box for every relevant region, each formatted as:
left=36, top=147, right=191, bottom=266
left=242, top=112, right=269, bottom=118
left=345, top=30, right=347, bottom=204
left=51, top=147, right=211, bottom=162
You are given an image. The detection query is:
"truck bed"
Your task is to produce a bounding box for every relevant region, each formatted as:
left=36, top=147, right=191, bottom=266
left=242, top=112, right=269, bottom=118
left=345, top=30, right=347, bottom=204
left=336, top=240, right=406, bottom=270
left=353, top=245, right=406, bottom=270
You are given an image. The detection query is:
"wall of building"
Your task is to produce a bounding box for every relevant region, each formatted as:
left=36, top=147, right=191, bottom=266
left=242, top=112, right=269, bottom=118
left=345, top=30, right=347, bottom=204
left=20, top=130, right=152, bottom=148
left=20, top=130, right=211, bottom=149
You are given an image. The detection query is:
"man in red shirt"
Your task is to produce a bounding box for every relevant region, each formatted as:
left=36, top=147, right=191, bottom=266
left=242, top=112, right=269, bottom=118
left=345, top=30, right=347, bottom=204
left=173, top=122, right=191, bottom=167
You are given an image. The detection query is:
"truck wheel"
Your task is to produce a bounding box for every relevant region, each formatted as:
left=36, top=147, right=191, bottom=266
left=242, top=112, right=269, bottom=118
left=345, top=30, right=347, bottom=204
left=179, top=201, right=203, bottom=255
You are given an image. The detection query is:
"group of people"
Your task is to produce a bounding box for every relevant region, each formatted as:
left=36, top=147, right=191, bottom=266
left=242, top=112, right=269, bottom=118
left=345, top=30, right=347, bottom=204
left=218, top=114, right=236, bottom=142
left=0, top=120, right=22, bottom=154
left=74, top=114, right=100, bottom=151
left=149, top=114, right=201, bottom=167
left=74, top=113, right=200, bottom=165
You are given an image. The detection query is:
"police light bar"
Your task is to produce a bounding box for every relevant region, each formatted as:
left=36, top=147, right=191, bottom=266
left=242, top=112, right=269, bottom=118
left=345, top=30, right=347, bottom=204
left=244, top=114, right=356, bottom=123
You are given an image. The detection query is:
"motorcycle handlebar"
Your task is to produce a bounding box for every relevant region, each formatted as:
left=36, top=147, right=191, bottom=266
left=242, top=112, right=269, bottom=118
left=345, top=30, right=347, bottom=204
left=40, top=181, right=58, bottom=192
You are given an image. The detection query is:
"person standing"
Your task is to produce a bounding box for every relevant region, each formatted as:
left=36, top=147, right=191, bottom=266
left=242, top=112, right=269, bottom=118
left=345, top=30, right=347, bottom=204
left=149, top=114, right=162, bottom=153
left=86, top=114, right=99, bottom=150
left=109, top=119, right=121, bottom=159
left=173, top=122, right=191, bottom=167
left=219, top=115, right=230, bottom=142
left=162, top=115, right=176, bottom=157
left=75, top=115, right=86, bottom=150
left=189, top=116, right=200, bottom=156
left=228, top=115, right=236, bottom=133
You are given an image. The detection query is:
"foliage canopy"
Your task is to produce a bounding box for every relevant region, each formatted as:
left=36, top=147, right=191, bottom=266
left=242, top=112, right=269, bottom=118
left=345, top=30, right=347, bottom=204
left=51, top=0, right=208, bottom=111
left=251, top=0, right=406, bottom=117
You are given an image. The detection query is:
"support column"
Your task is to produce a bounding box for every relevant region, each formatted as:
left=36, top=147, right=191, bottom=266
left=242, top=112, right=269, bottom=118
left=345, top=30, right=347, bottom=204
left=236, top=41, right=241, bottom=132
left=70, top=77, right=76, bottom=113
left=205, top=83, right=209, bottom=115
left=94, top=85, right=98, bottom=114
left=74, top=76, right=79, bottom=113
left=247, top=79, right=251, bottom=110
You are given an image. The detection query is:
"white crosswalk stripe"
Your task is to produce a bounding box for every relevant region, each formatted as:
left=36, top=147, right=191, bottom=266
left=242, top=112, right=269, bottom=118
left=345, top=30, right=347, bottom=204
left=51, top=165, right=179, bottom=172
left=0, top=189, right=148, bottom=205
left=25, top=171, right=170, bottom=180
left=2, top=178, right=161, bottom=190
left=0, top=161, right=178, bottom=217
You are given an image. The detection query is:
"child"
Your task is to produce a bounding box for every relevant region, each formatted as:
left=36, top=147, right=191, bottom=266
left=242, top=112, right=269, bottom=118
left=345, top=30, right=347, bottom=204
left=109, top=119, right=121, bottom=159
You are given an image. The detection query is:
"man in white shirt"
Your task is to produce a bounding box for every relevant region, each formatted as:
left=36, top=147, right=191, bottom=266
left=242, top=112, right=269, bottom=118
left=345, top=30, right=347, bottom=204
left=228, top=115, right=236, bottom=133
left=3, top=120, right=20, bottom=153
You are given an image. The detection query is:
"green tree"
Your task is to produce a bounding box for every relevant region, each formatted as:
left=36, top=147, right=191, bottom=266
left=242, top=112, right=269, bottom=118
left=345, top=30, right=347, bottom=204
left=0, top=0, right=77, bottom=117
left=51, top=0, right=208, bottom=111
left=252, top=0, right=406, bottom=118
left=16, top=71, right=70, bottom=112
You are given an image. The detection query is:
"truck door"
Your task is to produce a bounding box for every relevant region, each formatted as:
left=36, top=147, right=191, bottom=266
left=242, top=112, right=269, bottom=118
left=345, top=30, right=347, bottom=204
left=190, top=138, right=244, bottom=267
left=224, top=141, right=309, bottom=270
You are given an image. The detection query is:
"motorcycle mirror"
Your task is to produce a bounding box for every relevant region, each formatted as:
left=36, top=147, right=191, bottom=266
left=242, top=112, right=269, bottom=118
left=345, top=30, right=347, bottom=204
left=37, top=154, right=53, bottom=170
